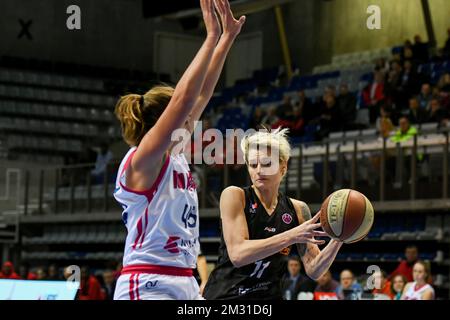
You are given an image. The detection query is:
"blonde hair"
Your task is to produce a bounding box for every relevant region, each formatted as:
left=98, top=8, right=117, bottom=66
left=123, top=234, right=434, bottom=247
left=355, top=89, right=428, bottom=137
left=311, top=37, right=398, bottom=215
left=114, top=85, right=174, bottom=146
left=240, top=127, right=291, bottom=164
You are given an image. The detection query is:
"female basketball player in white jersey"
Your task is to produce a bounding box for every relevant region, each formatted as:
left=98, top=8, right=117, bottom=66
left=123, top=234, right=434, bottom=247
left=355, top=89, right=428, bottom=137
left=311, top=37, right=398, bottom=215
left=112, top=0, right=246, bottom=300
left=203, top=129, right=344, bottom=300
left=401, top=261, right=435, bottom=300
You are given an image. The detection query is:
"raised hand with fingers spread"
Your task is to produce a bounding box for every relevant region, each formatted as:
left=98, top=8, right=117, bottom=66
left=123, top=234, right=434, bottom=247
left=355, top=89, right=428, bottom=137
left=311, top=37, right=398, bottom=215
left=214, top=0, right=246, bottom=39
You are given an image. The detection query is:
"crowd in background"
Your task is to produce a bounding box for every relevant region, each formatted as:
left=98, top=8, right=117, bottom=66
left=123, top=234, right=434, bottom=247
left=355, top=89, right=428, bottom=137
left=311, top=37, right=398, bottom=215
left=0, top=260, right=120, bottom=300
left=202, top=28, right=450, bottom=143
left=0, top=244, right=435, bottom=300
left=280, top=245, right=436, bottom=300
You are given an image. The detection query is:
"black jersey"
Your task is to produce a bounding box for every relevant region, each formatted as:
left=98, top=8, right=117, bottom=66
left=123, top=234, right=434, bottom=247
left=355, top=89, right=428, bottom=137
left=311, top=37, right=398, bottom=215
left=203, top=186, right=300, bottom=300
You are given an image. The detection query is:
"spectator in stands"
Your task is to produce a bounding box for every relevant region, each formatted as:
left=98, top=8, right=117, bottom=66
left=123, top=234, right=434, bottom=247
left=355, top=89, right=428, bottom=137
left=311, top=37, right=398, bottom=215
left=390, top=116, right=417, bottom=143
left=386, top=60, right=407, bottom=110
left=374, top=57, right=389, bottom=74
left=402, top=39, right=414, bottom=61
left=444, top=28, right=450, bottom=58
left=315, top=94, right=340, bottom=141
left=372, top=270, right=394, bottom=299
left=376, top=106, right=395, bottom=139
left=314, top=270, right=339, bottom=293
left=412, top=35, right=429, bottom=64
left=437, top=73, right=450, bottom=111
left=324, top=85, right=337, bottom=99
left=336, top=84, right=357, bottom=131
left=0, top=261, right=20, bottom=279
left=261, top=106, right=279, bottom=127
left=47, top=264, right=61, bottom=280
left=370, top=106, right=396, bottom=182
left=400, top=60, right=421, bottom=97
left=336, top=269, right=363, bottom=300
left=427, top=98, right=449, bottom=126
left=18, top=263, right=37, bottom=280
left=390, top=245, right=419, bottom=282
left=362, top=71, right=386, bottom=124
left=281, top=256, right=316, bottom=300
left=77, top=266, right=104, bottom=300
left=403, top=47, right=414, bottom=62
left=91, top=142, right=114, bottom=184
left=401, top=261, right=435, bottom=300
left=289, top=106, right=305, bottom=137
left=276, top=95, right=294, bottom=122
left=438, top=72, right=450, bottom=94
left=417, top=83, right=433, bottom=110
left=101, top=270, right=117, bottom=300
left=391, top=274, right=407, bottom=300
left=248, top=106, right=265, bottom=130
left=296, top=90, right=317, bottom=125
left=35, top=267, right=47, bottom=280
left=408, top=97, right=428, bottom=125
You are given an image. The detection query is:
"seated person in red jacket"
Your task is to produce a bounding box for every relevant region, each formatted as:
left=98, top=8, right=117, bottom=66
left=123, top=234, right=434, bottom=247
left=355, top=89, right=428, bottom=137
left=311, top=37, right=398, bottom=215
left=77, top=266, right=105, bottom=300
left=0, top=261, right=21, bottom=279
left=390, top=245, right=418, bottom=282
left=362, top=71, right=386, bottom=124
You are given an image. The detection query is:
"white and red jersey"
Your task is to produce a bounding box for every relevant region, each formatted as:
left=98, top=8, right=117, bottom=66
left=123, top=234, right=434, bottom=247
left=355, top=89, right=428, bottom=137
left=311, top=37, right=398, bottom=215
left=403, top=282, right=435, bottom=300
left=113, top=147, right=200, bottom=269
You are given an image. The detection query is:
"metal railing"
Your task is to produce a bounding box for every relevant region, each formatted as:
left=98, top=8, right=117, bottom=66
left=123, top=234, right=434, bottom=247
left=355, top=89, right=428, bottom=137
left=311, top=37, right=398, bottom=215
left=2, top=128, right=449, bottom=217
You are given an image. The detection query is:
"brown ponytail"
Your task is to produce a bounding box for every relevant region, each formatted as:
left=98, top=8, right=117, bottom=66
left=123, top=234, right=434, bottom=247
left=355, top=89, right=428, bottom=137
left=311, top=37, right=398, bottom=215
left=115, top=85, right=175, bottom=146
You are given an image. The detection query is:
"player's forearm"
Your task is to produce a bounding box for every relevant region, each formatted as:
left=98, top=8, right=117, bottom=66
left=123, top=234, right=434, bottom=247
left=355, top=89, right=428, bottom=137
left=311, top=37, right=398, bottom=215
left=173, top=36, right=219, bottom=109
left=305, top=240, right=342, bottom=280
left=200, top=35, right=235, bottom=98
left=229, top=231, right=295, bottom=268
left=190, top=35, right=235, bottom=123
left=197, top=257, right=209, bottom=283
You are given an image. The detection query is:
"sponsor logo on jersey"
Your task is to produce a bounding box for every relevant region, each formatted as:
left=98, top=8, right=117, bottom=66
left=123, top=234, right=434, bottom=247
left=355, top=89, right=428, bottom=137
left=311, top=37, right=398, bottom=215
left=164, top=236, right=198, bottom=254
left=264, top=227, right=276, bottom=233
left=282, top=213, right=293, bottom=224
left=249, top=202, right=258, bottom=214
left=173, top=170, right=197, bottom=191
left=237, top=281, right=271, bottom=296
left=144, top=280, right=159, bottom=289
left=164, top=236, right=181, bottom=253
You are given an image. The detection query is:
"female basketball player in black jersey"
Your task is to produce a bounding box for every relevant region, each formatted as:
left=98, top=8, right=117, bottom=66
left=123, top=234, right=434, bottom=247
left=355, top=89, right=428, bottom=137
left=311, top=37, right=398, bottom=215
left=203, top=128, right=343, bottom=300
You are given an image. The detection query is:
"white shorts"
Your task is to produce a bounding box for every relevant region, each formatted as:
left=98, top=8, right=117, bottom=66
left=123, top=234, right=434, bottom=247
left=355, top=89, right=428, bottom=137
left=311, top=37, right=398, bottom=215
left=114, top=273, right=204, bottom=300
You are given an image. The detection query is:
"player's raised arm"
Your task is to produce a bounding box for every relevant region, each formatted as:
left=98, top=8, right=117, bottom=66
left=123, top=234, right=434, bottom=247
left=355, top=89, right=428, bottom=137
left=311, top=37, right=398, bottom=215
left=187, top=0, right=246, bottom=132
left=130, top=0, right=221, bottom=173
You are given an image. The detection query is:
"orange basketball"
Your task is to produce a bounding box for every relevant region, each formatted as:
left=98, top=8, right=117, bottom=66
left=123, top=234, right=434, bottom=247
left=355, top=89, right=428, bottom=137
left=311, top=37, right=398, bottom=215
left=320, top=189, right=374, bottom=244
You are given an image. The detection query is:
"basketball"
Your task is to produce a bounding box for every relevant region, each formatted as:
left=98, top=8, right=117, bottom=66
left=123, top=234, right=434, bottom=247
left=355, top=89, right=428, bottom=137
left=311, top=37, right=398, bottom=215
left=320, top=189, right=374, bottom=244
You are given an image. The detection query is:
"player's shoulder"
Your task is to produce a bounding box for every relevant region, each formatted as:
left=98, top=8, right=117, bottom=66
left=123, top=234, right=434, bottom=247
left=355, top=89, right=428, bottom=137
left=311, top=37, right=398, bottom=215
left=289, top=198, right=311, bottom=222
left=220, top=186, right=246, bottom=206
left=288, top=198, right=310, bottom=213
left=221, top=186, right=245, bottom=197
left=289, top=198, right=308, bottom=209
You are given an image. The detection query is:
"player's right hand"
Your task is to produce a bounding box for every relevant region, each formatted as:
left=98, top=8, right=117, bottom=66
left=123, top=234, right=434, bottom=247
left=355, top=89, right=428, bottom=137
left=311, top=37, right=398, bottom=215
left=291, top=211, right=329, bottom=245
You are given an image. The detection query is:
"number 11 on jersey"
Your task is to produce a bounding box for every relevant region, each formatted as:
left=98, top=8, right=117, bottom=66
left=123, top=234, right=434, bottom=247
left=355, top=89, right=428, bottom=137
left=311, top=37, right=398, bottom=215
left=250, top=260, right=271, bottom=279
